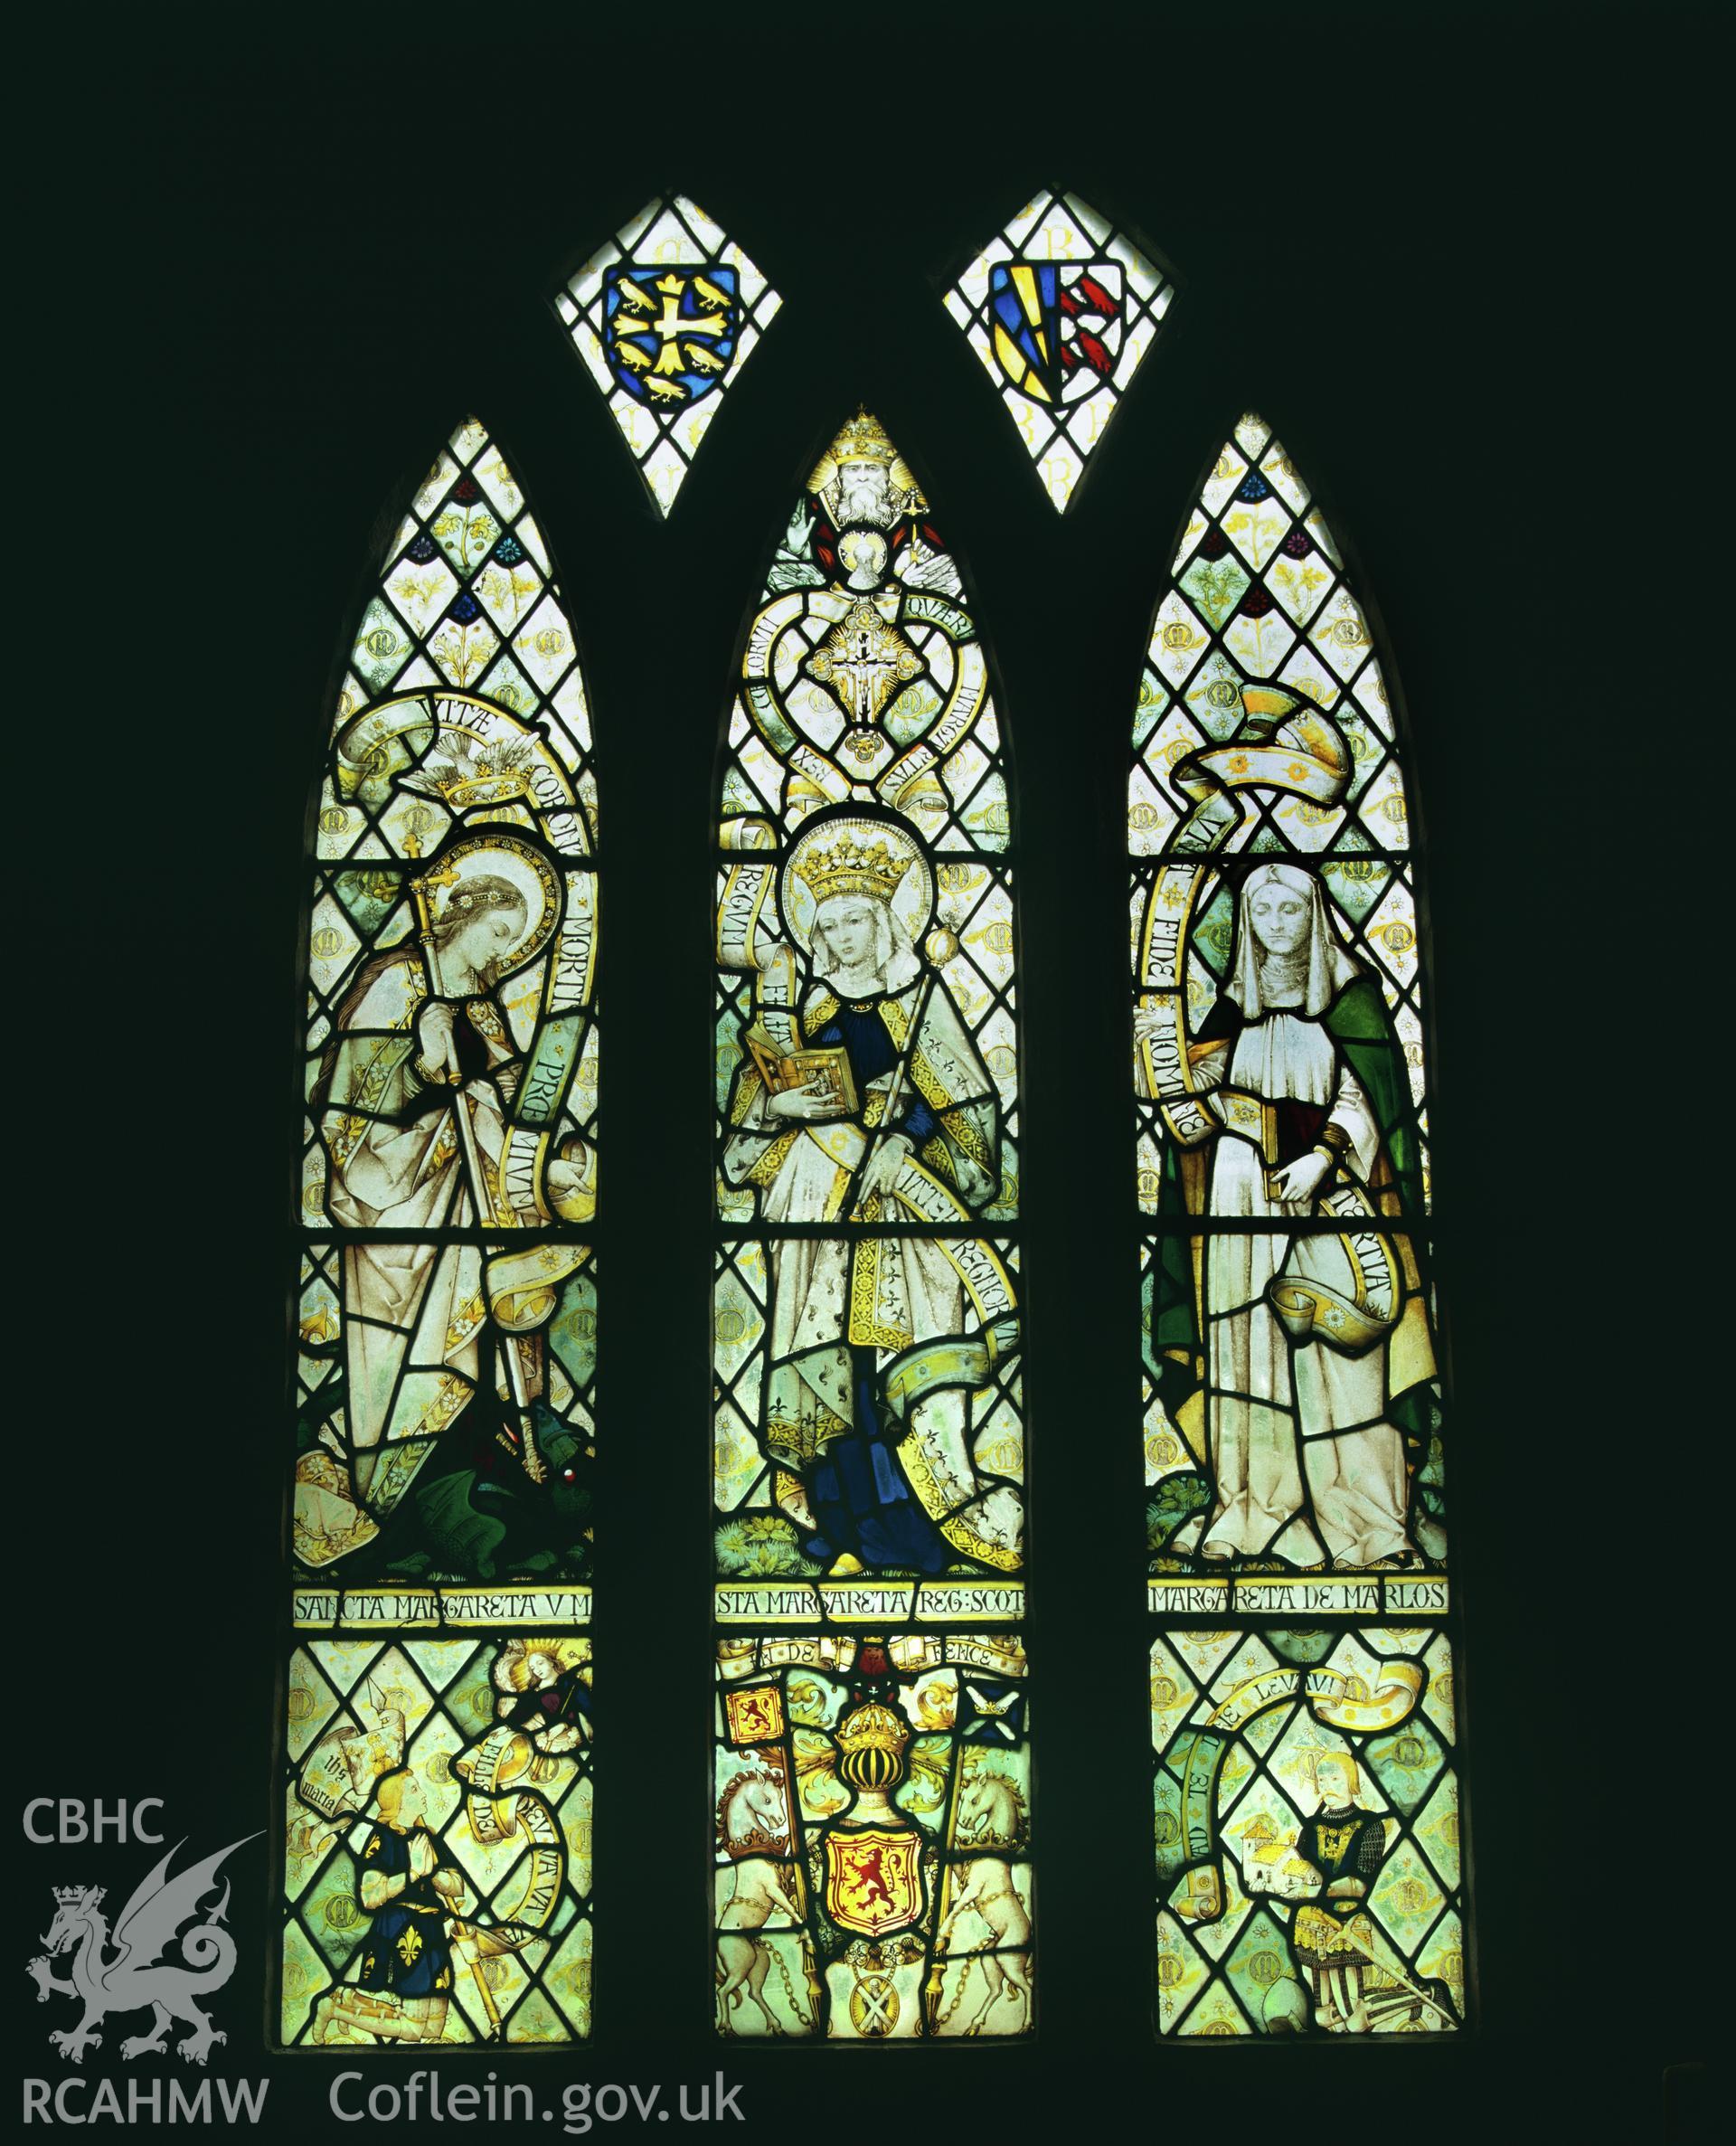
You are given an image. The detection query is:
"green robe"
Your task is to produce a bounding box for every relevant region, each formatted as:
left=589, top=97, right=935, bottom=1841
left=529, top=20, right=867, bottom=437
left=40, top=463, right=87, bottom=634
left=1146, top=975, right=1431, bottom=1439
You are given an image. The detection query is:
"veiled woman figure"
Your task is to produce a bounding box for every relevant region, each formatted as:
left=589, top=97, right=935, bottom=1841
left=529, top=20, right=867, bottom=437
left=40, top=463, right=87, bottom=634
left=722, top=819, right=1021, bottom=1576
left=1148, top=862, right=1433, bottom=1569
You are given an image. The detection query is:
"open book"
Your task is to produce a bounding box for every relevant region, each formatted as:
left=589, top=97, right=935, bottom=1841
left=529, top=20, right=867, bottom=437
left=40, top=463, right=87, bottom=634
left=746, top=1030, right=859, bottom=1118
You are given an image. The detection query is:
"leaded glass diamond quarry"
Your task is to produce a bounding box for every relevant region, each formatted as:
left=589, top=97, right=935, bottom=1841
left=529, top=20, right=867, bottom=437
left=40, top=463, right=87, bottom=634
left=554, top=194, right=781, bottom=517
left=943, top=189, right=1175, bottom=513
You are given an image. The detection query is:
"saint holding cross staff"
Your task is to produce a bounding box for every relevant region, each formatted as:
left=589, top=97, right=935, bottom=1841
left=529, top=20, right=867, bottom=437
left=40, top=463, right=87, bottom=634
left=298, top=832, right=594, bottom=1566
left=406, top=849, right=552, bottom=1485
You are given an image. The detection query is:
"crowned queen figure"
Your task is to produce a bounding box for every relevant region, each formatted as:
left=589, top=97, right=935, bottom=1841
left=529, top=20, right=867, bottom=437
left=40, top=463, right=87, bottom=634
left=722, top=810, right=1022, bottom=1577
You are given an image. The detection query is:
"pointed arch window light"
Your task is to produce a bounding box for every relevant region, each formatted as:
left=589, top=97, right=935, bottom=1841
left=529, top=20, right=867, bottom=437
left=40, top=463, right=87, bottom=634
left=943, top=189, right=1175, bottom=513
left=712, top=409, right=1033, bottom=2041
left=553, top=194, right=781, bottom=516
left=1131, top=413, right=1466, bottom=2039
left=279, top=416, right=599, bottom=2049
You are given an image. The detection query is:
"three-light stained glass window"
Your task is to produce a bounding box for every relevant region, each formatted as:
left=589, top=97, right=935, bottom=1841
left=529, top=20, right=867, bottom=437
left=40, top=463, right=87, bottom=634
left=273, top=242, right=1471, bottom=2056
left=281, top=418, right=599, bottom=2048
left=1133, top=413, right=1464, bottom=2037
left=712, top=411, right=1033, bottom=2040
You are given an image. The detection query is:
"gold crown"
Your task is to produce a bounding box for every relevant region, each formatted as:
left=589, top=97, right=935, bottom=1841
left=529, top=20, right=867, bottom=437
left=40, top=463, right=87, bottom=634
left=836, top=1699, right=910, bottom=1758
left=807, top=409, right=926, bottom=510
left=793, top=833, right=912, bottom=907
left=815, top=408, right=895, bottom=473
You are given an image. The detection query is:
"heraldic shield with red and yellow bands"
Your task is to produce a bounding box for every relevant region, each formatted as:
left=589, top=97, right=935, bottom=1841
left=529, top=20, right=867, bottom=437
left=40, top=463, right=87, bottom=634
left=713, top=411, right=1033, bottom=2039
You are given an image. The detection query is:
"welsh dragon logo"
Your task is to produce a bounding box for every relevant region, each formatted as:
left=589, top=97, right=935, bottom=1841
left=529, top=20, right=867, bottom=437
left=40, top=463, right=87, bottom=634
left=27, top=1835, right=258, bottom=2066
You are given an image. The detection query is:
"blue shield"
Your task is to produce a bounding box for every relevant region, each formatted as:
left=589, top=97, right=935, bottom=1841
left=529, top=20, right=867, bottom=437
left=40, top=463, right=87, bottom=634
left=988, top=261, right=1123, bottom=407
left=604, top=266, right=741, bottom=411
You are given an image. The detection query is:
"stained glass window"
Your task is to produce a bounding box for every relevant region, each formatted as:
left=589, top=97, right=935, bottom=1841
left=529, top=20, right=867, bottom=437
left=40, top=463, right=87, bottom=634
left=944, top=189, right=1175, bottom=512
left=712, top=411, right=1032, bottom=2040
left=281, top=417, right=599, bottom=2048
left=554, top=194, right=780, bottom=516
left=1132, top=413, right=1464, bottom=2037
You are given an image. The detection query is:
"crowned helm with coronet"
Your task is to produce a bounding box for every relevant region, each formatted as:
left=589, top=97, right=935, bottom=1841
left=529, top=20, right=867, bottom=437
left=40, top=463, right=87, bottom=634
left=836, top=1697, right=911, bottom=1791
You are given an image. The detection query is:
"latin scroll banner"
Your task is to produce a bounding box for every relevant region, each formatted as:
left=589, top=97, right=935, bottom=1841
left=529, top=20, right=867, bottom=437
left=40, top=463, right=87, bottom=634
left=485, top=1242, right=591, bottom=1335
left=718, top=850, right=802, bottom=1056
left=468, top=864, right=593, bottom=1246
left=1269, top=1189, right=1400, bottom=1359
left=882, top=1321, right=1021, bottom=1428
left=449, top=1725, right=571, bottom=2004
left=336, top=691, right=591, bottom=859
left=877, top=639, right=986, bottom=810
left=1209, top=1657, right=1422, bottom=1736
left=500, top=866, right=595, bottom=1236
left=1156, top=1655, right=1424, bottom=1924
left=741, top=583, right=854, bottom=799
left=543, top=874, right=599, bottom=1013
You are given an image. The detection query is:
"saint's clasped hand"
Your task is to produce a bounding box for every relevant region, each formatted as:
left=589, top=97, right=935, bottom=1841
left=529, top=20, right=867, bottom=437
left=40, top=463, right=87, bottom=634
left=411, top=1829, right=467, bottom=1909
left=363, top=1826, right=467, bottom=1913
left=413, top=998, right=466, bottom=1086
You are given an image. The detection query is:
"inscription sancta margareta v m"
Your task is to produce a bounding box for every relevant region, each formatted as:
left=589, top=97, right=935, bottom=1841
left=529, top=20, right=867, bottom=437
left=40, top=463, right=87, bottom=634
left=279, top=417, right=598, bottom=2048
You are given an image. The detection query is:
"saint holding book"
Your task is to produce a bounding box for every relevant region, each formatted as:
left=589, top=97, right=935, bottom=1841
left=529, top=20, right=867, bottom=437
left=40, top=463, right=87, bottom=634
left=722, top=813, right=1022, bottom=1576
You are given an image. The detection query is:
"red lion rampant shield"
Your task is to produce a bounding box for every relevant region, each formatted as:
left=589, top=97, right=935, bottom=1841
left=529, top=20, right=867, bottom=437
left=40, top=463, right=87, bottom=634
left=823, top=1824, right=923, bottom=1939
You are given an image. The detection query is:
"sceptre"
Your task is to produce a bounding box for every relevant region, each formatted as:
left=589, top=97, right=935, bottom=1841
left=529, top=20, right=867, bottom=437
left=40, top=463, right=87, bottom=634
left=848, top=969, right=936, bottom=1224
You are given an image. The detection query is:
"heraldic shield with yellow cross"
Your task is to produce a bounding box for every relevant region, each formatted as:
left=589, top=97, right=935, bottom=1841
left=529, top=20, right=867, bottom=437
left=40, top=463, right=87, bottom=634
left=554, top=194, right=781, bottom=515
left=604, top=266, right=741, bottom=411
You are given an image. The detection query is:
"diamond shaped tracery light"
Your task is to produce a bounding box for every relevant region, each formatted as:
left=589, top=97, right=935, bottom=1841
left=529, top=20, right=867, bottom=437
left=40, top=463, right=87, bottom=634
left=943, top=188, right=1175, bottom=513
left=553, top=194, right=780, bottom=517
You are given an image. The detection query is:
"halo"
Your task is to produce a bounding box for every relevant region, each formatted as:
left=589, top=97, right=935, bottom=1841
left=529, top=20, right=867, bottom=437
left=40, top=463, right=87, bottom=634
left=427, top=832, right=561, bottom=979
left=778, top=810, right=934, bottom=957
